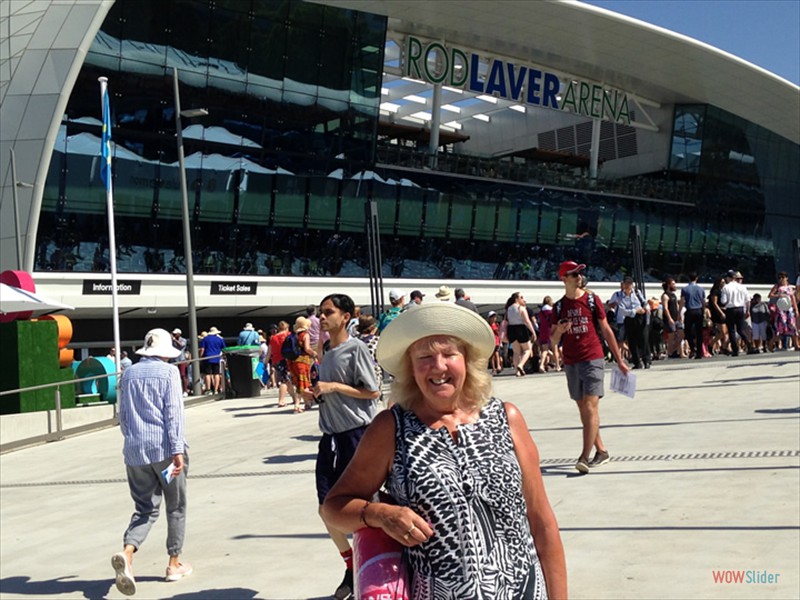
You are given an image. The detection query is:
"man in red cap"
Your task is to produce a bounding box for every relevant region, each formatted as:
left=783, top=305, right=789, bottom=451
left=551, top=261, right=630, bottom=474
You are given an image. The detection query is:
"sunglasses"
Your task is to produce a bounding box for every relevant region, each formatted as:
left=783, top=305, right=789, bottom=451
left=566, top=272, right=581, bottom=278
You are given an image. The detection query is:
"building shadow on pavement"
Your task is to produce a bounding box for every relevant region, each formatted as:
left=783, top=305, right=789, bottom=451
left=0, top=575, right=140, bottom=599
left=163, top=588, right=260, bottom=599
left=263, top=453, right=317, bottom=464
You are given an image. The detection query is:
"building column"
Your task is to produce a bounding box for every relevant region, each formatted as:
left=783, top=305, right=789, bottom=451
left=428, top=83, right=442, bottom=169
left=589, top=117, right=601, bottom=179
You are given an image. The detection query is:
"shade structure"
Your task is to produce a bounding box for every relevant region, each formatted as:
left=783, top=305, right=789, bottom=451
left=0, top=283, right=74, bottom=314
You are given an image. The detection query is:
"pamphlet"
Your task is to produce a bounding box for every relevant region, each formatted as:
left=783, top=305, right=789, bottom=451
left=161, top=463, right=176, bottom=485
left=610, top=367, right=637, bottom=398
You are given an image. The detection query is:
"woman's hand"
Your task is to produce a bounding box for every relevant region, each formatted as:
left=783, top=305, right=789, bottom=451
left=366, top=502, right=433, bottom=547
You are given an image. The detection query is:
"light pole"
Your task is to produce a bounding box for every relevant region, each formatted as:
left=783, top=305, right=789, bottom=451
left=172, top=67, right=207, bottom=396
left=9, top=148, right=33, bottom=269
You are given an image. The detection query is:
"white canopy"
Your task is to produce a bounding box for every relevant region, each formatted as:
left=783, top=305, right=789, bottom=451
left=0, top=283, right=74, bottom=314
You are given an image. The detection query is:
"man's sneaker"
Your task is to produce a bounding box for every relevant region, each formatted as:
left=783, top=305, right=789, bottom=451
left=590, top=450, right=610, bottom=468
left=575, top=456, right=590, bottom=474
left=334, top=568, right=354, bottom=600
left=165, top=562, right=193, bottom=582
left=111, top=552, right=136, bottom=596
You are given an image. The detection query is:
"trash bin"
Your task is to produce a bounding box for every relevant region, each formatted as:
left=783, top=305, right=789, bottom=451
left=223, top=346, right=262, bottom=398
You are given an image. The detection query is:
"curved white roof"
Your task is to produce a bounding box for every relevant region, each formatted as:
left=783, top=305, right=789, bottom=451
left=315, top=0, right=799, bottom=144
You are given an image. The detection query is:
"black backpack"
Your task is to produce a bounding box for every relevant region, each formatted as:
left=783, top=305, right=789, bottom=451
left=554, top=292, right=612, bottom=360
left=281, top=332, right=302, bottom=360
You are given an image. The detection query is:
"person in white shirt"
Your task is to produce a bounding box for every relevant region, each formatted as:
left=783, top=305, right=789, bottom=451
left=719, top=270, right=752, bottom=356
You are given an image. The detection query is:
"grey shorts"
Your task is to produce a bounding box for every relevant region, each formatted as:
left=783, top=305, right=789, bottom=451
left=565, top=358, right=605, bottom=400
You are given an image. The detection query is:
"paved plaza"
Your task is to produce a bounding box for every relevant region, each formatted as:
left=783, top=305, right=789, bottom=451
left=1, top=352, right=798, bottom=599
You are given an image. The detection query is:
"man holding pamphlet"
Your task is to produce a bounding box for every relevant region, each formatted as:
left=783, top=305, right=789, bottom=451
left=550, top=261, right=630, bottom=475
left=111, top=328, right=192, bottom=596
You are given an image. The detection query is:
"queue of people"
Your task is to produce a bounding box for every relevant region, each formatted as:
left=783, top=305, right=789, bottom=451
left=109, top=268, right=795, bottom=598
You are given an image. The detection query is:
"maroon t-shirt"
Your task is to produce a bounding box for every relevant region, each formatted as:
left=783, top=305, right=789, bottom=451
left=551, top=292, right=607, bottom=365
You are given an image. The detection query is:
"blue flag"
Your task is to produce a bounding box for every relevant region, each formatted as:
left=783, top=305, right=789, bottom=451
left=100, top=86, right=112, bottom=190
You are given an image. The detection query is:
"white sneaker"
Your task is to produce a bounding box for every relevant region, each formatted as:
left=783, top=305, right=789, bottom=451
left=165, top=562, right=193, bottom=581
left=111, top=552, right=136, bottom=596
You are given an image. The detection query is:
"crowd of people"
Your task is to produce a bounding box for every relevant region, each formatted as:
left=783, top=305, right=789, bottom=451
left=109, top=265, right=796, bottom=599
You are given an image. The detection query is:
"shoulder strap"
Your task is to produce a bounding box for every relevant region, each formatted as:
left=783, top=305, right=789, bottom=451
left=635, top=288, right=646, bottom=306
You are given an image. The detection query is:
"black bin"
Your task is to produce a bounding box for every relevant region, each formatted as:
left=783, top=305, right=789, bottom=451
left=223, top=346, right=262, bottom=398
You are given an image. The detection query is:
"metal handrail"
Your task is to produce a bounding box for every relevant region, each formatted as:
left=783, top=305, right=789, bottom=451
left=0, top=355, right=217, bottom=443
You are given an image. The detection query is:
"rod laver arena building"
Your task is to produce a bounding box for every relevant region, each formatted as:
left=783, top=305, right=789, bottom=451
left=1, top=0, right=797, bottom=341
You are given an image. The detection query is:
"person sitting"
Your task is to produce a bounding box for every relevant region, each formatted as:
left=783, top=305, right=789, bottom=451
left=321, top=303, right=567, bottom=599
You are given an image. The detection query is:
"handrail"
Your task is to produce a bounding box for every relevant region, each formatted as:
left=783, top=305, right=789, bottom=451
left=0, top=355, right=217, bottom=443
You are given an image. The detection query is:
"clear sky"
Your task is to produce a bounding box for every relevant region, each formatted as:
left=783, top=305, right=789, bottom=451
left=584, top=0, right=800, bottom=85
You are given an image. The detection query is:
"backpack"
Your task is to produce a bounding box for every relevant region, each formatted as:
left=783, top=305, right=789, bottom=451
left=554, top=292, right=612, bottom=360
left=281, top=332, right=302, bottom=361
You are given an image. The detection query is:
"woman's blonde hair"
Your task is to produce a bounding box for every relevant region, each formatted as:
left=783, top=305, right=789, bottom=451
left=390, top=335, right=492, bottom=412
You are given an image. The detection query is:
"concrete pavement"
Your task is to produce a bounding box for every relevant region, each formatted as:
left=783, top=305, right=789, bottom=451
left=1, top=352, right=798, bottom=599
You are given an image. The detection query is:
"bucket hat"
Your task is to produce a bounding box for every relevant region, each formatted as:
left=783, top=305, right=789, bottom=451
left=136, top=328, right=181, bottom=359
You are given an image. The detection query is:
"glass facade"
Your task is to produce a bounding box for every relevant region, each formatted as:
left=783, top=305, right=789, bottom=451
left=670, top=104, right=800, bottom=277
left=34, top=0, right=798, bottom=284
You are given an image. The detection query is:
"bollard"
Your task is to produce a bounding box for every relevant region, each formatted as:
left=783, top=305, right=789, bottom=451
left=55, top=386, right=64, bottom=440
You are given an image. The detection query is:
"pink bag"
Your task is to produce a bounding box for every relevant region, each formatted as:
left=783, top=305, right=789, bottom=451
left=353, top=526, right=410, bottom=600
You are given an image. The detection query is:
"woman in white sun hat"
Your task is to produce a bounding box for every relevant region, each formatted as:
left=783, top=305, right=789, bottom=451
left=322, top=303, right=566, bottom=599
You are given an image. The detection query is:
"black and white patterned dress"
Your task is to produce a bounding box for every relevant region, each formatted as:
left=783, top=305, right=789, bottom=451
left=386, top=399, right=547, bottom=599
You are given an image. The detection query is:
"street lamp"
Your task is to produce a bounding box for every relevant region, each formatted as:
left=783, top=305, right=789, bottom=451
left=9, top=148, right=33, bottom=269
left=172, top=66, right=207, bottom=395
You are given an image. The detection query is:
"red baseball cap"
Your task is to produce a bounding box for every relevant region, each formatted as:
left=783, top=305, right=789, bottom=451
left=558, top=260, right=586, bottom=278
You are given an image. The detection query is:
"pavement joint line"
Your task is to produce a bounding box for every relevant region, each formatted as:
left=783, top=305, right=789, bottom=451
left=3, top=450, right=797, bottom=488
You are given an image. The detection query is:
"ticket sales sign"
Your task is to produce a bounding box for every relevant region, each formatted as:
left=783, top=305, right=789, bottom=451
left=210, top=282, right=258, bottom=295
left=404, top=36, right=632, bottom=125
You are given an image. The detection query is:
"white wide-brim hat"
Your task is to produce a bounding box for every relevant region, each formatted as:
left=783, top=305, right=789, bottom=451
left=136, top=328, right=181, bottom=359
left=376, top=303, right=495, bottom=375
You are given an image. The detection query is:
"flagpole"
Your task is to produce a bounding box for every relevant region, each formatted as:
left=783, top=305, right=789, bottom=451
left=99, top=76, right=121, bottom=377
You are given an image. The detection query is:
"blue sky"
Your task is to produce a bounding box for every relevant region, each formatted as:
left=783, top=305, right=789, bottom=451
left=585, top=0, right=800, bottom=85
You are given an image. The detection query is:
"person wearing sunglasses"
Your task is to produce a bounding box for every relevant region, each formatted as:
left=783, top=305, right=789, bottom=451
left=550, top=261, right=629, bottom=474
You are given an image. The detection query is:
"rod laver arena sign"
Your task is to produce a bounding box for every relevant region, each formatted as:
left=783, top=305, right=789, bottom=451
left=404, top=36, right=632, bottom=125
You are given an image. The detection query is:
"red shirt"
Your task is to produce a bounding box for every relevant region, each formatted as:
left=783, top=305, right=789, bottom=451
left=552, top=293, right=607, bottom=365
left=269, top=331, right=290, bottom=363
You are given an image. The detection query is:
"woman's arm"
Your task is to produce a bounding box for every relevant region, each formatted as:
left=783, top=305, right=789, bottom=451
left=321, top=411, right=433, bottom=546
left=505, top=402, right=567, bottom=599
left=301, top=333, right=318, bottom=360
left=520, top=305, right=536, bottom=336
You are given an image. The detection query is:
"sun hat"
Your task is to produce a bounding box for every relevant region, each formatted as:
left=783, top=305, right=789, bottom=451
left=434, top=285, right=453, bottom=301
left=558, top=260, right=586, bottom=278
left=136, top=328, right=181, bottom=359
left=376, top=303, right=495, bottom=375
left=208, top=326, right=222, bottom=335
left=294, top=316, right=311, bottom=332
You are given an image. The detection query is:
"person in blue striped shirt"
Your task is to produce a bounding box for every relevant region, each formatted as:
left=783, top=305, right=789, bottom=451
left=111, top=328, right=192, bottom=596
